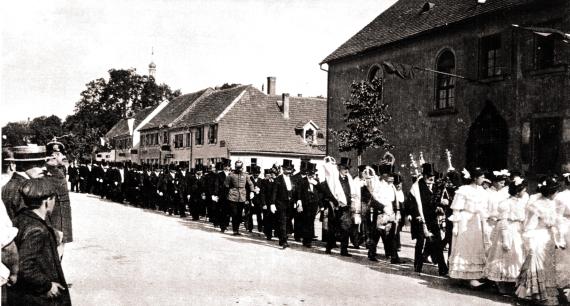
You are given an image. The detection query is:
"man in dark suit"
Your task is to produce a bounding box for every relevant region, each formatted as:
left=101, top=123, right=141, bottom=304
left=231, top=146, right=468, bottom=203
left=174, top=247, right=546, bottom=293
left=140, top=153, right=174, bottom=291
left=245, top=165, right=264, bottom=233
left=67, top=162, right=79, bottom=192
left=409, top=163, right=448, bottom=276
left=271, top=159, right=297, bottom=249
left=322, top=157, right=356, bottom=257
left=190, top=165, right=206, bottom=220
left=261, top=168, right=277, bottom=240
left=296, top=162, right=320, bottom=247
left=204, top=164, right=218, bottom=225
left=8, top=178, right=72, bottom=305
left=213, top=159, right=231, bottom=232
left=78, top=160, right=91, bottom=193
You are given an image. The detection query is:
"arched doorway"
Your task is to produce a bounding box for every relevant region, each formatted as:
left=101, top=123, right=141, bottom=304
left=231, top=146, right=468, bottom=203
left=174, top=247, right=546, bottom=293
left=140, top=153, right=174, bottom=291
left=466, top=101, right=509, bottom=170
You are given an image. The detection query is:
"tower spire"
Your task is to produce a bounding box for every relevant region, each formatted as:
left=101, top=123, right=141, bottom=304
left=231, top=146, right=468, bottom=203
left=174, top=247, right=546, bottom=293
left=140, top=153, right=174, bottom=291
left=149, top=47, right=156, bottom=78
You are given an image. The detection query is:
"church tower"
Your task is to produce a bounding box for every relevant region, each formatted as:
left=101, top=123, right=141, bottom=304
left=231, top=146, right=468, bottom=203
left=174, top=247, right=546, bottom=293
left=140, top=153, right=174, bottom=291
left=149, top=47, right=156, bottom=78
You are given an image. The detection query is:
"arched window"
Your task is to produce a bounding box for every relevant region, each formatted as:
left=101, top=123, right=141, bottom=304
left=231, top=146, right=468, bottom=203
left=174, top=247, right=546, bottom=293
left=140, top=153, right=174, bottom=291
left=435, top=50, right=455, bottom=110
left=367, top=65, right=383, bottom=82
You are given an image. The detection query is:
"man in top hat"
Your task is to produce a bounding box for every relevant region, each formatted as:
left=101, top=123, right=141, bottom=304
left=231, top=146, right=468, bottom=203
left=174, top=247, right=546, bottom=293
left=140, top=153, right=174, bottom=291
left=67, top=161, right=79, bottom=193
left=261, top=168, right=277, bottom=240
left=204, top=163, right=218, bottom=225
left=295, top=162, right=320, bottom=247
left=375, top=164, right=401, bottom=263
left=225, top=160, right=255, bottom=235
left=270, top=159, right=298, bottom=248
left=2, top=144, right=47, bottom=220
left=214, top=158, right=232, bottom=232
left=78, top=159, right=91, bottom=194
left=409, top=163, right=448, bottom=276
left=321, top=157, right=360, bottom=256
left=189, top=164, right=207, bottom=220
left=245, top=165, right=264, bottom=233
left=44, top=137, right=74, bottom=253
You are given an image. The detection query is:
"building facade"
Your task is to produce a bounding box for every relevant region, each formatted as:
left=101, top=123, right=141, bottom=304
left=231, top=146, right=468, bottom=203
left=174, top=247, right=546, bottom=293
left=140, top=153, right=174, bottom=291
left=128, top=79, right=327, bottom=175
left=322, top=0, right=570, bottom=180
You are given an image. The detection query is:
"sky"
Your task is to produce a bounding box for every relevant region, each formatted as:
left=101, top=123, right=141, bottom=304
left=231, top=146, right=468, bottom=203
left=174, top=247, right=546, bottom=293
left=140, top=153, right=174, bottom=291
left=1, top=0, right=398, bottom=125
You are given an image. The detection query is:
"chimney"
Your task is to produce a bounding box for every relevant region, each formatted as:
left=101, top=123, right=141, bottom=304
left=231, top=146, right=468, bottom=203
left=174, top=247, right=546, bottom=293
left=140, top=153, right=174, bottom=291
left=297, top=94, right=302, bottom=97
left=282, top=93, right=289, bottom=119
left=267, top=76, right=276, bottom=95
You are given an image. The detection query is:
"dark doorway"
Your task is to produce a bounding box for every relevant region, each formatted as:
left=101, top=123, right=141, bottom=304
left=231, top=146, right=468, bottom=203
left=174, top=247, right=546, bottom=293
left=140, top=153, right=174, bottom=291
left=532, top=117, right=561, bottom=174
left=466, top=101, right=509, bottom=170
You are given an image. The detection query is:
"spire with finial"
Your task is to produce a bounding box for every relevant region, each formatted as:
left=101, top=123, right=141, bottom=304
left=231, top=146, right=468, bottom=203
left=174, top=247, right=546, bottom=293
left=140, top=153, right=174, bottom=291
left=149, top=47, right=156, bottom=78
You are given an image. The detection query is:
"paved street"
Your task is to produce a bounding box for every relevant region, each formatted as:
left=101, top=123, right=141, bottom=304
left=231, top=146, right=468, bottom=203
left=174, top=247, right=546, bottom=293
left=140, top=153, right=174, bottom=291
left=63, top=192, right=514, bottom=306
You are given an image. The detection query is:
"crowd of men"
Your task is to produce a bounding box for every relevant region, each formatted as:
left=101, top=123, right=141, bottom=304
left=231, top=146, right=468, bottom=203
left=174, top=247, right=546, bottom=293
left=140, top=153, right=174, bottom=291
left=66, top=156, right=413, bottom=259
left=5, top=141, right=569, bottom=305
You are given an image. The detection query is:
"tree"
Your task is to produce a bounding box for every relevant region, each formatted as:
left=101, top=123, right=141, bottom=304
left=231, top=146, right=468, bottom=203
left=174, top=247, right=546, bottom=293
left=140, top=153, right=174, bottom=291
left=2, top=121, right=32, bottom=146
left=29, top=115, right=63, bottom=145
left=63, top=68, right=180, bottom=160
left=329, top=77, right=393, bottom=165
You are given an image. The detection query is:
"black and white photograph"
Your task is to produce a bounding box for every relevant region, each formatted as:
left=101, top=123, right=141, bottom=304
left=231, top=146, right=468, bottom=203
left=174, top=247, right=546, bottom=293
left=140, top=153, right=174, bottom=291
left=1, top=0, right=570, bottom=305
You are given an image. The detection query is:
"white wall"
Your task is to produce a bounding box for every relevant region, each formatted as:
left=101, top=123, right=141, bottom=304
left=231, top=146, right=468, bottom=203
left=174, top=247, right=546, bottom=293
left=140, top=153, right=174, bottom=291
left=229, top=153, right=326, bottom=179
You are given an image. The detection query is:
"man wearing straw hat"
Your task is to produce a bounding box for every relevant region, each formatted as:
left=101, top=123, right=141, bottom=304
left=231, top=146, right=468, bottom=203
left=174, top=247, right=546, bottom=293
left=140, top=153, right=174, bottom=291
left=2, top=144, right=48, bottom=220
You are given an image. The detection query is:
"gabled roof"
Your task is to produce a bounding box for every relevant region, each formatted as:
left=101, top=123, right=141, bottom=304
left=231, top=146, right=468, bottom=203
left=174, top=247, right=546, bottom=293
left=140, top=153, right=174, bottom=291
left=172, top=85, right=248, bottom=129
left=321, top=0, right=530, bottom=64
left=225, top=88, right=327, bottom=156
left=105, top=105, right=158, bottom=139
left=140, top=88, right=212, bottom=131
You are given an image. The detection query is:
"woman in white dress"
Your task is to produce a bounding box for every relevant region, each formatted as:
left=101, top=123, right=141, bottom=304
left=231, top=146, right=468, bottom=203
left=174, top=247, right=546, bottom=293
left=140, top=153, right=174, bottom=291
left=448, top=168, right=489, bottom=281
left=555, top=173, right=570, bottom=302
left=484, top=178, right=527, bottom=294
left=485, top=170, right=510, bottom=253
left=516, top=175, right=563, bottom=305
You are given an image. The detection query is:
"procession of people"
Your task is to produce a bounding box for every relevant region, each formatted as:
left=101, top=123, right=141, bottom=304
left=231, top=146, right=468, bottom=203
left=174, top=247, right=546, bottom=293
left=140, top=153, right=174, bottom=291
left=2, top=141, right=570, bottom=305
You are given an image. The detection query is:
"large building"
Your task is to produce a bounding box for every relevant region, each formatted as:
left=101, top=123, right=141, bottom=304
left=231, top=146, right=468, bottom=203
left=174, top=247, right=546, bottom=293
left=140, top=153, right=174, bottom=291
left=109, top=78, right=327, bottom=175
left=322, top=0, right=569, bottom=180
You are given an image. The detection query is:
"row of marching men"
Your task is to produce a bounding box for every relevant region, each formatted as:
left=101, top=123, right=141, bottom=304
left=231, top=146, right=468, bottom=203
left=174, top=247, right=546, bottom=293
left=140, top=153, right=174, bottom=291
left=405, top=160, right=570, bottom=306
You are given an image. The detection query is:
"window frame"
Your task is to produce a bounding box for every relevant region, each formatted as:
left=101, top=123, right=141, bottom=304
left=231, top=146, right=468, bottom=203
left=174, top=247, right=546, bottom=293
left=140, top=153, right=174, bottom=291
left=481, top=33, right=503, bottom=78
left=434, top=49, right=456, bottom=110
left=208, top=124, right=218, bottom=144
left=195, top=126, right=204, bottom=146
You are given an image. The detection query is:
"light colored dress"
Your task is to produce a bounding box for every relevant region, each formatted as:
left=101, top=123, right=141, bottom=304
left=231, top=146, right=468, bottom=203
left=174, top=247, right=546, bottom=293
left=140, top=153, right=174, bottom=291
left=485, top=187, right=510, bottom=252
left=555, top=189, right=570, bottom=288
left=516, top=195, right=559, bottom=305
left=484, top=196, right=526, bottom=282
left=448, top=184, right=489, bottom=279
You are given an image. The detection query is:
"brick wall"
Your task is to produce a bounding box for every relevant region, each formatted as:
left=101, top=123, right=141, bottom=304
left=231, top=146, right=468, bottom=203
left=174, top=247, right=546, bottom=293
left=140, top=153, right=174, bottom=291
left=326, top=2, right=569, bottom=183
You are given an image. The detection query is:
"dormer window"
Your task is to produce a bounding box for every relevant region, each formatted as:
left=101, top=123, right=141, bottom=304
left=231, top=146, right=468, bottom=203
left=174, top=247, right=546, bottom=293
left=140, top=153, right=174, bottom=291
left=305, top=129, right=315, bottom=144
left=296, top=120, right=320, bottom=145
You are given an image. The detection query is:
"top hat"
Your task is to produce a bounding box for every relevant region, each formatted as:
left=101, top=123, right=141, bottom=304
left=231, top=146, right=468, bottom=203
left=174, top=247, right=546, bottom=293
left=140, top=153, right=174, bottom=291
left=306, top=163, right=317, bottom=175
left=215, top=162, right=224, bottom=171
left=195, top=164, right=204, bottom=172
left=282, top=159, right=294, bottom=170
left=264, top=168, right=272, bottom=176
left=7, top=145, right=47, bottom=162
left=179, top=161, right=189, bottom=170
left=46, top=137, right=66, bottom=156
left=221, top=158, right=231, bottom=167
left=371, top=164, right=381, bottom=175
left=300, top=160, right=309, bottom=174
left=393, top=173, right=402, bottom=185
left=251, top=165, right=261, bottom=175
left=339, top=157, right=351, bottom=169
left=357, top=164, right=367, bottom=173
left=421, top=163, right=436, bottom=177
left=378, top=163, right=394, bottom=175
